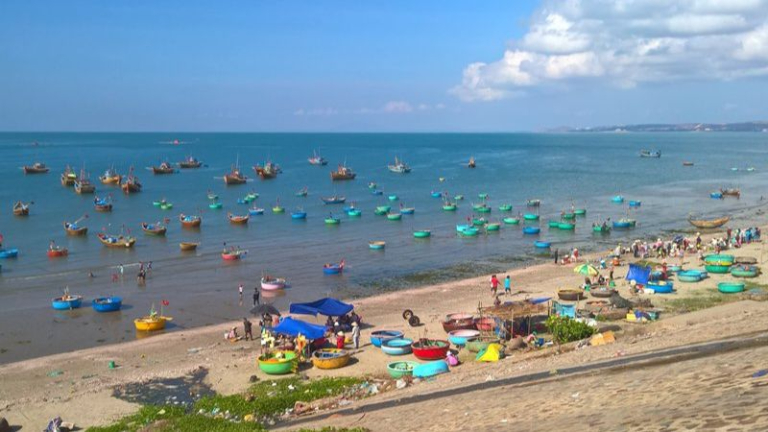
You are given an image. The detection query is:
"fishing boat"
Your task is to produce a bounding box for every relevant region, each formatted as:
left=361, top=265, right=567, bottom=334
left=499, top=204, right=513, bottom=212
left=22, top=162, right=49, bottom=174
left=430, top=191, right=442, bottom=198
left=272, top=200, right=285, bottom=213
left=12, top=201, right=30, bottom=216
left=472, top=217, right=487, bottom=226
left=710, top=191, right=723, bottom=199
left=413, top=230, right=431, bottom=238
left=209, top=200, right=223, bottom=209
left=323, top=260, right=345, bottom=274
left=308, top=150, right=328, bottom=166
left=0, top=248, right=18, bottom=259
left=382, top=338, right=414, bottom=356
left=223, top=163, right=247, bottom=185
left=74, top=170, right=96, bottom=194
left=646, top=281, right=674, bottom=294
left=639, top=149, right=661, bottom=158
left=387, top=361, right=420, bottom=379
left=386, top=213, right=402, bottom=221
left=374, top=205, right=391, bottom=215
left=443, top=202, right=458, bottom=211
left=448, top=329, right=480, bottom=346
left=248, top=206, right=265, bottom=215
left=534, top=240, right=551, bottom=248
left=99, top=167, right=121, bottom=185
left=411, top=339, right=450, bottom=360
left=454, top=194, right=464, bottom=201
left=179, top=214, right=202, bottom=228
left=258, top=351, right=298, bottom=375
left=179, top=242, right=199, bottom=251
left=121, top=168, right=142, bottom=194
left=221, top=247, right=246, bottom=261
left=718, top=282, right=745, bottom=294
left=178, top=156, right=202, bottom=168
left=486, top=222, right=501, bottom=232
left=47, top=244, right=68, bottom=258
left=688, top=215, right=729, bottom=229
left=312, top=348, right=350, bottom=369
left=254, top=161, right=280, bottom=179
left=400, top=205, right=415, bottom=215
left=97, top=233, right=136, bottom=248
left=291, top=209, right=307, bottom=219
left=503, top=217, right=520, bottom=225
left=330, top=164, right=356, bottom=180
left=558, top=222, right=575, bottom=230
left=478, top=193, right=488, bottom=200
left=548, top=220, right=560, bottom=228
left=227, top=213, right=249, bottom=224
left=720, top=188, right=741, bottom=198
left=371, top=189, right=383, bottom=196
left=683, top=161, right=694, bottom=166
left=473, top=203, right=491, bottom=213
left=347, top=208, right=362, bottom=217
left=52, top=290, right=82, bottom=310
left=561, top=212, right=576, bottom=219
left=612, top=218, right=635, bottom=229
left=92, top=296, right=122, bottom=312
left=370, top=330, right=404, bottom=347
left=61, top=165, right=78, bottom=186
left=458, top=226, right=480, bottom=237
left=93, top=196, right=113, bottom=212
left=523, top=226, right=540, bottom=235
left=141, top=222, right=167, bottom=236
left=151, top=161, right=176, bottom=174
left=593, top=223, right=611, bottom=233
left=388, top=194, right=399, bottom=201
left=611, top=195, right=624, bottom=203
left=629, top=200, right=641, bottom=207
left=523, top=213, right=539, bottom=221
left=369, top=241, right=386, bottom=250
left=134, top=309, right=172, bottom=331
left=321, top=195, right=346, bottom=204
left=207, top=191, right=219, bottom=200
left=388, top=157, right=411, bottom=173
left=526, top=199, right=541, bottom=207
left=64, top=218, right=88, bottom=236
left=261, top=276, right=286, bottom=290
left=295, top=187, right=308, bottom=197
left=574, top=208, right=587, bottom=216
left=467, top=156, right=476, bottom=168
left=368, top=182, right=378, bottom=189
left=324, top=214, right=341, bottom=225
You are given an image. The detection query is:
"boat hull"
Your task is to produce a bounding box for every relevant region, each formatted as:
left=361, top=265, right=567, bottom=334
left=92, top=296, right=122, bottom=312
left=52, top=296, right=83, bottom=310
left=312, top=349, right=351, bottom=369
left=411, top=340, right=450, bottom=360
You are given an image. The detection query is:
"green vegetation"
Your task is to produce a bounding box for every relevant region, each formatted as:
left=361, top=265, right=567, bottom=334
left=545, top=316, right=596, bottom=344
left=87, top=377, right=365, bottom=432
left=662, top=291, right=737, bottom=313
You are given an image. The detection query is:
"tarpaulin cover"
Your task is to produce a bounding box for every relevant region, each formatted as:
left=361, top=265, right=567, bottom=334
left=272, top=317, right=326, bottom=340
left=476, top=343, right=504, bottom=362
left=626, top=263, right=651, bottom=285
left=289, top=298, right=354, bottom=317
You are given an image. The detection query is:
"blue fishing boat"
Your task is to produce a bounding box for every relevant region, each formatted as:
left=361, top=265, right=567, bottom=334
left=347, top=209, right=362, bottom=217
left=612, top=219, right=634, bottom=229
left=629, top=200, right=641, bottom=207
left=52, top=294, right=83, bottom=310
left=456, top=224, right=471, bottom=232
left=381, top=338, right=414, bottom=356
left=646, top=281, right=674, bottom=294
left=249, top=207, right=265, bottom=215
left=291, top=210, right=307, bottom=219
left=372, top=189, right=383, bottom=196
left=399, top=206, right=415, bottom=215
left=523, top=226, right=540, bottom=235
left=388, top=194, right=399, bottom=201
left=430, top=191, right=442, bottom=198
left=710, top=191, right=723, bottom=199
left=321, top=195, right=346, bottom=204
left=369, top=241, right=386, bottom=250
left=370, top=330, right=404, bottom=347
left=413, top=360, right=450, bottom=378
left=534, top=240, right=551, bottom=248
left=458, top=226, right=480, bottom=237
left=92, top=296, right=123, bottom=312
left=323, top=260, right=345, bottom=274
left=611, top=195, right=624, bottom=203
left=0, top=248, right=19, bottom=259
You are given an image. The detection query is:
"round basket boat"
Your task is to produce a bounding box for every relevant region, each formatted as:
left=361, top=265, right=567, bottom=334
left=503, top=217, right=520, bottom=225
left=413, top=230, right=432, bottom=238
left=486, top=223, right=501, bottom=232
left=370, top=330, right=404, bottom=348
left=677, top=270, right=705, bottom=283
left=562, top=213, right=576, bottom=220
left=574, top=209, right=587, bottom=216
left=523, top=226, right=540, bottom=235
left=411, top=339, right=450, bottom=360
left=718, top=282, right=745, bottom=294
left=534, top=240, right=551, bottom=248
left=557, top=289, right=585, bottom=301
left=705, top=264, right=731, bottom=274
left=558, top=222, right=575, bottom=230
left=413, top=360, right=450, bottom=378
left=646, top=281, right=674, bottom=294
left=730, top=265, right=759, bottom=278
left=92, top=296, right=122, bottom=313
left=441, top=313, right=476, bottom=333
left=381, top=338, right=414, bottom=356
left=734, top=256, right=758, bottom=265
left=584, top=300, right=610, bottom=312
left=548, top=220, right=560, bottom=228
left=590, top=287, right=616, bottom=298
left=704, top=254, right=735, bottom=266
left=311, top=348, right=351, bottom=370
left=387, top=361, right=420, bottom=379
left=523, top=214, right=540, bottom=221
left=597, top=308, right=630, bottom=321
left=52, top=295, right=83, bottom=310
left=447, top=329, right=480, bottom=346
left=258, top=351, right=297, bottom=375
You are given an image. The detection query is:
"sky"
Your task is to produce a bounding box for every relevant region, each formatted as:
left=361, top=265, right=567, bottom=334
left=2, top=0, right=768, bottom=132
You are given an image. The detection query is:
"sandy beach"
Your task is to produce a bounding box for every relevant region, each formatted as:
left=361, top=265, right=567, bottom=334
left=2, top=222, right=768, bottom=430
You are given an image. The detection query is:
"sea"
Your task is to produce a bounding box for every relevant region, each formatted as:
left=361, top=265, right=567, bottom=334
left=0, top=132, right=767, bottom=363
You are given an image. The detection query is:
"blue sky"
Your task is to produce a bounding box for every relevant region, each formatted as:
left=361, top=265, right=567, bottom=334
left=2, top=0, right=768, bottom=131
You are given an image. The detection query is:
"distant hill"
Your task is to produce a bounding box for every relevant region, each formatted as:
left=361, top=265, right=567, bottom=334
left=552, top=121, right=768, bottom=133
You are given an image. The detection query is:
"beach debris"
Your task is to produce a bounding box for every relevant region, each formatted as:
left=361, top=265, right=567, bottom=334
left=589, top=331, right=616, bottom=347
left=249, top=375, right=259, bottom=383
left=396, top=379, right=407, bottom=389
left=187, top=347, right=202, bottom=354
left=46, top=370, right=63, bottom=377
left=752, top=369, right=768, bottom=378
left=0, top=417, right=10, bottom=432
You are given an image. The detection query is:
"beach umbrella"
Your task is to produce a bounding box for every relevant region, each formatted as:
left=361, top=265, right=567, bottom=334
left=250, top=304, right=280, bottom=316
left=573, top=263, right=599, bottom=276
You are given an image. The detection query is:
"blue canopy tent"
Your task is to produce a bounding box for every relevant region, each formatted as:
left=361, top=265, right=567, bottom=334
left=626, top=263, right=651, bottom=285
left=289, top=298, right=354, bottom=317
left=272, top=317, right=326, bottom=340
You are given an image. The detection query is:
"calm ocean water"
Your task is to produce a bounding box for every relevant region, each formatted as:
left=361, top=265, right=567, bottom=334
left=0, top=132, right=766, bottom=362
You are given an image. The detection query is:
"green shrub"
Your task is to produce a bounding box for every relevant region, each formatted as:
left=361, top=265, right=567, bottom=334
left=545, top=315, right=595, bottom=344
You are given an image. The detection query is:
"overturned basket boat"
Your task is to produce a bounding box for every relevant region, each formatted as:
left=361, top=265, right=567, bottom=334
left=557, top=289, right=585, bottom=301
left=311, top=348, right=351, bottom=369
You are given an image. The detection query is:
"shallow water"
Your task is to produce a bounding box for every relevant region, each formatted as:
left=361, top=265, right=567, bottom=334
left=0, top=132, right=766, bottom=362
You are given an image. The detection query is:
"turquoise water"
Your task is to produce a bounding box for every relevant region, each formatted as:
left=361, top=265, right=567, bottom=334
left=0, top=132, right=766, bottom=362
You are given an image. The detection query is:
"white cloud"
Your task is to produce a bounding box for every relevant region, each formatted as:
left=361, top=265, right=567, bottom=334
left=452, top=0, right=768, bottom=101
left=296, top=101, right=447, bottom=116
left=382, top=101, right=413, bottom=113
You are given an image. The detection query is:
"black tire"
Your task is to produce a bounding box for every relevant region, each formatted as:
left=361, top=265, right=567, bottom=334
left=402, top=309, right=414, bottom=320
left=408, top=315, right=421, bottom=327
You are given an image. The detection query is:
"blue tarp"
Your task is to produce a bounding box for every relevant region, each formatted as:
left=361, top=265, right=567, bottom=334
left=626, top=263, right=651, bottom=285
left=272, top=317, right=326, bottom=340
left=289, top=298, right=354, bottom=317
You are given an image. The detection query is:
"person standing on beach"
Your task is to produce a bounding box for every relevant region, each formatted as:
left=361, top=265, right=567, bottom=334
left=238, top=283, right=244, bottom=300
left=490, top=274, right=499, bottom=296
left=147, top=261, right=153, bottom=275
left=253, top=287, right=260, bottom=306
left=119, top=264, right=124, bottom=279
left=554, top=248, right=559, bottom=264
left=504, top=275, right=511, bottom=295
left=351, top=321, right=360, bottom=349
left=243, top=317, right=253, bottom=341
